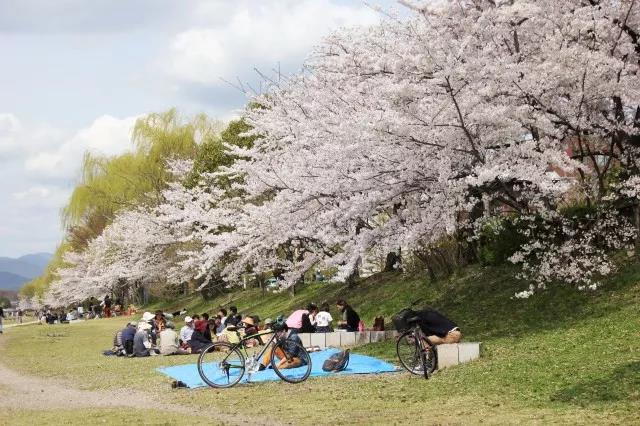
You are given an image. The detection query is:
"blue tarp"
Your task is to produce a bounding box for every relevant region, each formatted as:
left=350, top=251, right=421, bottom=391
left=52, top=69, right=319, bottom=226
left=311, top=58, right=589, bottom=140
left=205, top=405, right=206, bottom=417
left=157, top=348, right=398, bottom=388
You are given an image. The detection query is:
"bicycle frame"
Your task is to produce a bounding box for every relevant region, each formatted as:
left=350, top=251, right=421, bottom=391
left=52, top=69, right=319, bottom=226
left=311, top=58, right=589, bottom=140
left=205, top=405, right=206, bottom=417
left=215, top=327, right=287, bottom=369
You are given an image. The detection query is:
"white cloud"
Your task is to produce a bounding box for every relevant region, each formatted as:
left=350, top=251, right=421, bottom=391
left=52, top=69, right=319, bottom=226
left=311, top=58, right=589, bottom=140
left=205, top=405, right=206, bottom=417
left=168, top=0, right=381, bottom=85
left=0, top=113, right=23, bottom=155
left=12, top=185, right=70, bottom=208
left=24, top=114, right=139, bottom=178
left=0, top=113, right=140, bottom=257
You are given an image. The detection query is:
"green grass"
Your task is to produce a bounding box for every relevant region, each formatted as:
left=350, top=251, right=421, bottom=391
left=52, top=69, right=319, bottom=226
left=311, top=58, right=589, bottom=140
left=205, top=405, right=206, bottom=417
left=2, top=264, right=640, bottom=424
left=0, top=408, right=216, bottom=425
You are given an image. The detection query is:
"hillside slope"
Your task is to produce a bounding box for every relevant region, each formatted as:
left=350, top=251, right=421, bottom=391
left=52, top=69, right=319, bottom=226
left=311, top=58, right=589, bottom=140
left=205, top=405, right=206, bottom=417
left=2, top=262, right=638, bottom=424
left=158, top=263, right=640, bottom=345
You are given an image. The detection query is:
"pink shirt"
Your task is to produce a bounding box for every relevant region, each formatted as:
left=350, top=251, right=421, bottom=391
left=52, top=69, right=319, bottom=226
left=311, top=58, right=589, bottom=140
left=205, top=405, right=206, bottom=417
left=286, top=309, right=309, bottom=329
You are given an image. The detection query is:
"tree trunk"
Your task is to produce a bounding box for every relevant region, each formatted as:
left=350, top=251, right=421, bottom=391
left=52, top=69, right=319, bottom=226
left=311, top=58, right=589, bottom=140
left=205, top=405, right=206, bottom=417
left=634, top=204, right=640, bottom=255
left=384, top=251, right=400, bottom=272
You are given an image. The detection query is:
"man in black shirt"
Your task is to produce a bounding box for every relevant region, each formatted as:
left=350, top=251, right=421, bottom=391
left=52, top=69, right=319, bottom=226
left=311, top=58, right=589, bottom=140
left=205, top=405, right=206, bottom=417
left=336, top=299, right=360, bottom=332
left=0, top=306, right=4, bottom=334
left=417, top=308, right=462, bottom=345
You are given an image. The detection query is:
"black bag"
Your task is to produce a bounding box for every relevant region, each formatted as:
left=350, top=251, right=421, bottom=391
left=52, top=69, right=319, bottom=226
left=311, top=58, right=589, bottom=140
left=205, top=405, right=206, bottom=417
left=322, top=349, right=350, bottom=372
left=392, top=308, right=416, bottom=332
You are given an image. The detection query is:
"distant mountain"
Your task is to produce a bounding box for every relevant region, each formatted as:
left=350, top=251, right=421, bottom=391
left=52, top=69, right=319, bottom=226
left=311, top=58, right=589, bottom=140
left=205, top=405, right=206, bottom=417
left=18, top=252, right=53, bottom=271
left=0, top=252, right=52, bottom=291
left=0, top=271, right=30, bottom=291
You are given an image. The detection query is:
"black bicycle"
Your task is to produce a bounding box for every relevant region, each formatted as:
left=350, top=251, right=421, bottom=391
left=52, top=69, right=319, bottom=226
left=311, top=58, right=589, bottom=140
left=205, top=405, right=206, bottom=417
left=393, top=300, right=437, bottom=379
left=196, top=319, right=312, bottom=388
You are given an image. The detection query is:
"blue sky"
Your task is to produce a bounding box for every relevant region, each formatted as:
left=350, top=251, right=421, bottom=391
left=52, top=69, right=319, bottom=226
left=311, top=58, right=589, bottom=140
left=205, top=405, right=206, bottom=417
left=0, top=0, right=399, bottom=257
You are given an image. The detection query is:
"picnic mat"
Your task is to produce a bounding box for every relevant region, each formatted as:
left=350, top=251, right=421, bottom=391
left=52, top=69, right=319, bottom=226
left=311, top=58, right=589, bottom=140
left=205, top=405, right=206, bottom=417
left=157, top=348, right=398, bottom=388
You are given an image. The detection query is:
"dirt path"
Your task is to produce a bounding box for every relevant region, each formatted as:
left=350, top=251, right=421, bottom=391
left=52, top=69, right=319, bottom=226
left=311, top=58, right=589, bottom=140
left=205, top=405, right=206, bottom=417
left=0, top=336, right=279, bottom=425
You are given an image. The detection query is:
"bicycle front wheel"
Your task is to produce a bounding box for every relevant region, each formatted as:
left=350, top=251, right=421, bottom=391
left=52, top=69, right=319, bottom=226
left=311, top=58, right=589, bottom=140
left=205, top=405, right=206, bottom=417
left=197, top=342, right=246, bottom=388
left=270, top=339, right=312, bottom=384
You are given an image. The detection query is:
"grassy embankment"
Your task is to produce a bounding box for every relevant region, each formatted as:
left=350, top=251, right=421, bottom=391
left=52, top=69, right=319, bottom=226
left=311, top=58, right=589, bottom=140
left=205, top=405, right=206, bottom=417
left=1, top=264, right=639, bottom=424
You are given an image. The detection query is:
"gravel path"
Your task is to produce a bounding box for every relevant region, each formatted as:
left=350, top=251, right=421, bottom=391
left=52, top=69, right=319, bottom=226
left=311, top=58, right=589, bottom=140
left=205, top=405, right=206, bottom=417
left=0, top=335, right=279, bottom=425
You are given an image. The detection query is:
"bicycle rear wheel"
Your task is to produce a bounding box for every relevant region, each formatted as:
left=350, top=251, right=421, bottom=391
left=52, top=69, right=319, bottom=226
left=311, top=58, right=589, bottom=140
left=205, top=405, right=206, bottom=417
left=396, top=329, right=437, bottom=377
left=197, top=342, right=246, bottom=388
left=270, top=339, right=312, bottom=384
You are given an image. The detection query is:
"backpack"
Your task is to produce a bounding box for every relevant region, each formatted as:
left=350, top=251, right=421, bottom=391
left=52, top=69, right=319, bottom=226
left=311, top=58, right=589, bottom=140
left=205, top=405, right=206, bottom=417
left=322, top=349, right=350, bottom=372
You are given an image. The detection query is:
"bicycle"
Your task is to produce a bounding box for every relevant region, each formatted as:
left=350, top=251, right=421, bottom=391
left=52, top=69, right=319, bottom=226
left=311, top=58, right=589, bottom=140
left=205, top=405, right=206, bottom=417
left=196, top=319, right=312, bottom=388
left=392, top=299, right=437, bottom=379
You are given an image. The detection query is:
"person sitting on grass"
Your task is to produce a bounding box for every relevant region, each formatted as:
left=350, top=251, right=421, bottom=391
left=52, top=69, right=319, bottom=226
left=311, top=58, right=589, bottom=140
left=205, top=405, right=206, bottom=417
left=225, top=306, right=242, bottom=327
left=259, top=329, right=306, bottom=370
left=112, top=326, right=124, bottom=352
left=179, top=316, right=195, bottom=346
left=216, top=308, right=227, bottom=334
left=121, top=321, right=137, bottom=355
left=201, top=313, right=212, bottom=341
left=417, top=308, right=462, bottom=346
left=286, top=304, right=317, bottom=333
left=188, top=319, right=212, bottom=353
left=314, top=303, right=334, bottom=333
left=336, top=299, right=360, bottom=332
left=133, top=322, right=157, bottom=357
left=150, top=310, right=166, bottom=345
left=158, top=321, right=189, bottom=355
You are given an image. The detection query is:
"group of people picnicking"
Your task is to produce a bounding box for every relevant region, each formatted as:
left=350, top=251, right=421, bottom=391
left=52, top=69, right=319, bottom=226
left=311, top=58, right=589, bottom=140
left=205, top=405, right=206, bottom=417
left=37, top=295, right=138, bottom=325
left=108, top=299, right=364, bottom=358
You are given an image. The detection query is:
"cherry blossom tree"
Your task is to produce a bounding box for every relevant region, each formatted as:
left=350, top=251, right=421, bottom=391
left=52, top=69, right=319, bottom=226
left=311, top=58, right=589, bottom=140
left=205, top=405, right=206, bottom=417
left=45, top=0, right=640, bottom=305
left=195, top=0, right=640, bottom=292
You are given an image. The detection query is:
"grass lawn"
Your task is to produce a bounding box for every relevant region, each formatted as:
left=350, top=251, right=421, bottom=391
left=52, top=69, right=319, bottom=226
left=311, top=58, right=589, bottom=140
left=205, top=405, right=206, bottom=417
left=0, top=408, right=216, bottom=426
left=1, top=264, right=639, bottom=424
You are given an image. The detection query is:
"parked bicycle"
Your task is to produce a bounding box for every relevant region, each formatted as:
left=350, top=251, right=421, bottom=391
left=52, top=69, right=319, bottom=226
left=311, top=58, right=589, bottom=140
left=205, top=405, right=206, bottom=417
left=392, top=299, right=437, bottom=379
left=197, top=318, right=312, bottom=388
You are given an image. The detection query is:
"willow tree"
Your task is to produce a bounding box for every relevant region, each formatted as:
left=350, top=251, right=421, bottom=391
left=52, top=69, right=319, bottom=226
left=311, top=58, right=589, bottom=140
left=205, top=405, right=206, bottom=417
left=21, top=109, right=222, bottom=299
left=63, top=109, right=222, bottom=230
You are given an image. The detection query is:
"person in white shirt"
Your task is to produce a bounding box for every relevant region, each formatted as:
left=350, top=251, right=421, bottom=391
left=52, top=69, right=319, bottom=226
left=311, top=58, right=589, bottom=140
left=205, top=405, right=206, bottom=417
left=216, top=308, right=228, bottom=335
left=179, top=316, right=195, bottom=344
left=314, top=303, right=334, bottom=333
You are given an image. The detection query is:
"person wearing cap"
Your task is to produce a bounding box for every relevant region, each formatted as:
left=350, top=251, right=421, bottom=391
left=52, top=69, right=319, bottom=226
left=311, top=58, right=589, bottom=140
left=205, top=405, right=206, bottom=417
left=133, top=322, right=155, bottom=357
left=158, top=321, right=189, bottom=355
left=179, top=316, right=195, bottom=345
left=121, top=321, right=137, bottom=355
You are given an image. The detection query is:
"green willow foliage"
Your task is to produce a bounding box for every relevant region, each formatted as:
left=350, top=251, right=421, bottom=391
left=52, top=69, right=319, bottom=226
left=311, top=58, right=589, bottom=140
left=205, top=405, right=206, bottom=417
left=21, top=109, right=223, bottom=299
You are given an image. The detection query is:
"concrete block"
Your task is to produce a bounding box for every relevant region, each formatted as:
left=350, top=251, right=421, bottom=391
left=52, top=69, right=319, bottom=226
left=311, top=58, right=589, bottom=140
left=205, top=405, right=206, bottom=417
left=436, top=344, right=459, bottom=369
left=384, top=330, right=398, bottom=341
left=458, top=342, right=480, bottom=364
left=355, top=331, right=371, bottom=345
left=341, top=332, right=357, bottom=346
left=325, top=332, right=341, bottom=347
left=310, top=333, right=327, bottom=348
left=370, top=331, right=385, bottom=343
left=299, top=333, right=312, bottom=348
